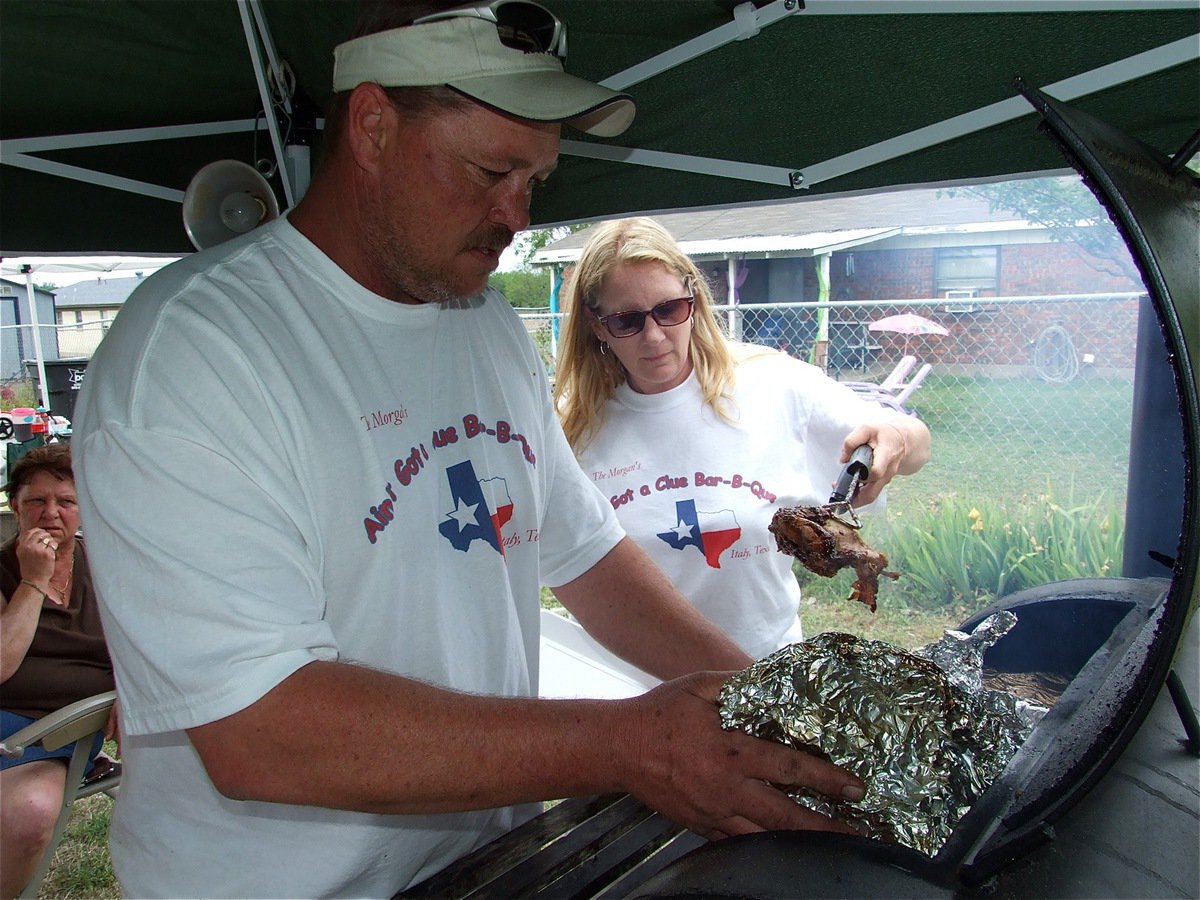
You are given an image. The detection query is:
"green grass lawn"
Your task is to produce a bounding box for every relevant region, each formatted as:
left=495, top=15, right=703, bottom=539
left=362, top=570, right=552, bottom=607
left=37, top=740, right=121, bottom=900
left=38, top=794, right=119, bottom=900
left=900, top=372, right=1132, bottom=507
left=40, top=373, right=1136, bottom=898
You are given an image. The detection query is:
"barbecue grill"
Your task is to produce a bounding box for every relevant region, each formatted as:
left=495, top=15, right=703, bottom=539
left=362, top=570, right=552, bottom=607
left=403, top=580, right=1196, bottom=898
left=403, top=86, right=1199, bottom=899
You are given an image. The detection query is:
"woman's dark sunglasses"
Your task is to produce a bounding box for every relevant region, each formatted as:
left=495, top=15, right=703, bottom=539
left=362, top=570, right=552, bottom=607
left=596, top=295, right=695, bottom=338
left=413, top=1, right=567, bottom=60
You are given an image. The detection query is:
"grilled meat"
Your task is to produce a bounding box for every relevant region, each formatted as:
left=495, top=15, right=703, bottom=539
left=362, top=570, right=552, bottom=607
left=769, top=505, right=898, bottom=612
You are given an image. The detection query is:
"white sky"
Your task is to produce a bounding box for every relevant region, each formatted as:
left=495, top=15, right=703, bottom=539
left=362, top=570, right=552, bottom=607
left=0, top=257, right=179, bottom=288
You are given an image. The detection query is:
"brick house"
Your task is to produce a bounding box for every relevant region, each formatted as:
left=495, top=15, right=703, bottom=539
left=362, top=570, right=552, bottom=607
left=533, top=180, right=1144, bottom=375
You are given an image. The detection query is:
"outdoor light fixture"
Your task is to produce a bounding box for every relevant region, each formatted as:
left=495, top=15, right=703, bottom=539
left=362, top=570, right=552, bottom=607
left=181, top=160, right=280, bottom=251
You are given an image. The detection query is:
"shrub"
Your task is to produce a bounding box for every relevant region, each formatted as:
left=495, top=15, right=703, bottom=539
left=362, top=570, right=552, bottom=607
left=881, top=483, right=1124, bottom=613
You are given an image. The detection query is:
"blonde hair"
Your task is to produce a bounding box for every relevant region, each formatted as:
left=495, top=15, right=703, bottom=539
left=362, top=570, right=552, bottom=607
left=554, top=217, right=736, bottom=451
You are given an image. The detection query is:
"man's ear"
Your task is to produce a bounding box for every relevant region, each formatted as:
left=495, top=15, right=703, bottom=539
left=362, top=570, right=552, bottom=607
left=345, top=83, right=392, bottom=174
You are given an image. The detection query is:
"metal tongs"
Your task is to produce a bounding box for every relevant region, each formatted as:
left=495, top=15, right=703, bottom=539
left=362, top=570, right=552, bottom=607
left=826, top=445, right=873, bottom=528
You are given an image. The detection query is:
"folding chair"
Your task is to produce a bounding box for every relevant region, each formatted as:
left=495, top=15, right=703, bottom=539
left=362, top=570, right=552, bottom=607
left=841, top=354, right=917, bottom=394
left=870, top=362, right=932, bottom=415
left=0, top=691, right=121, bottom=899
left=843, top=354, right=931, bottom=415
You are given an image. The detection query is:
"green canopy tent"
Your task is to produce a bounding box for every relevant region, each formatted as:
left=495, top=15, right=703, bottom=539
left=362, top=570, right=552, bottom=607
left=1, top=1, right=1196, bottom=253
left=2, top=2, right=1198, bottom=895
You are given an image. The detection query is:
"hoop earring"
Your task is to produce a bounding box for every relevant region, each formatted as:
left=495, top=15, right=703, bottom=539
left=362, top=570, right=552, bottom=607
left=600, top=342, right=608, bottom=356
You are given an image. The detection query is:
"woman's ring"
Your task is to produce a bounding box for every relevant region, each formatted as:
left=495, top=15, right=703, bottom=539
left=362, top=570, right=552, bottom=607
left=40, top=536, right=50, bottom=546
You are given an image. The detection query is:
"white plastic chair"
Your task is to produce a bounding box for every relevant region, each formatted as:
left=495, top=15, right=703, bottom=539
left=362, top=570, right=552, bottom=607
left=840, top=354, right=916, bottom=395
left=844, top=359, right=932, bottom=415
left=874, top=355, right=918, bottom=392
left=871, top=362, right=933, bottom=415
left=0, top=691, right=121, bottom=899
left=891, top=363, right=932, bottom=406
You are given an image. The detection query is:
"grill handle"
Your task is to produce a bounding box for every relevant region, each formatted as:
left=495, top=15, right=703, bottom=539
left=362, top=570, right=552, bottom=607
left=830, top=445, right=874, bottom=505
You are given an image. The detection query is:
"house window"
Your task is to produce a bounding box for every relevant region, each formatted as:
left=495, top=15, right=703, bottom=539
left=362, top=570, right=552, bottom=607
left=935, top=246, right=998, bottom=295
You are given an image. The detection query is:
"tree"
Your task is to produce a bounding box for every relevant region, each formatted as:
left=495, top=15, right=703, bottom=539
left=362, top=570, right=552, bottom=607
left=489, top=224, right=588, bottom=307
left=489, top=269, right=552, bottom=308
left=506, top=224, right=587, bottom=270
left=945, top=177, right=1139, bottom=283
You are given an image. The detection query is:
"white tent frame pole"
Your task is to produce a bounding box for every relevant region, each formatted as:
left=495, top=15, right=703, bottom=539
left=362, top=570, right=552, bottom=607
left=2, top=153, right=185, bottom=203
left=797, top=33, right=1199, bottom=188
left=245, top=0, right=311, bottom=200
left=601, top=0, right=801, bottom=91
left=557, top=142, right=799, bottom=187
left=21, top=269, right=51, bottom=410
left=237, top=0, right=294, bottom=207
left=248, top=0, right=292, bottom=120
left=3, top=120, right=261, bottom=153
left=564, top=33, right=1197, bottom=188
left=1, top=120, right=259, bottom=204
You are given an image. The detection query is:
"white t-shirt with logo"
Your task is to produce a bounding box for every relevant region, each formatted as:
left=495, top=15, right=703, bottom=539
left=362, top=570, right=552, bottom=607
left=576, top=348, right=880, bottom=659
left=73, top=217, right=623, bottom=898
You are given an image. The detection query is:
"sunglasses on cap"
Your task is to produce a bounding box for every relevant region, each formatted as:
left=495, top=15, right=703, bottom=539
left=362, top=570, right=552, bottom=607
left=594, top=284, right=696, bottom=339
left=413, top=1, right=567, bottom=61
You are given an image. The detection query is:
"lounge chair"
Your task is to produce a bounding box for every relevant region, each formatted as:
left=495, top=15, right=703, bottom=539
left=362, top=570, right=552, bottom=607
left=841, top=354, right=917, bottom=395
left=1, top=691, right=122, bottom=899
left=845, top=358, right=932, bottom=416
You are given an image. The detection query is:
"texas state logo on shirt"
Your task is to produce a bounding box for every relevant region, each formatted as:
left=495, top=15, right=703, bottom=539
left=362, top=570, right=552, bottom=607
left=361, top=411, right=538, bottom=552
left=439, top=460, right=515, bottom=556
left=656, top=498, right=741, bottom=568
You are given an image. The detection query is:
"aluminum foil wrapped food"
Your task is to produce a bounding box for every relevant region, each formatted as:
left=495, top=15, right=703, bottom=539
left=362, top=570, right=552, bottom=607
left=718, top=611, right=1044, bottom=856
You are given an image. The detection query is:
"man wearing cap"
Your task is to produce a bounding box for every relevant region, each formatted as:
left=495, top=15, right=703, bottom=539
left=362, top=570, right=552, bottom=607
left=73, top=2, right=864, bottom=896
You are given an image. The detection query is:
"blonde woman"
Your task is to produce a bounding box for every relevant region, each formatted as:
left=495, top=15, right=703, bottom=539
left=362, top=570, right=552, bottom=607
left=554, top=218, right=931, bottom=658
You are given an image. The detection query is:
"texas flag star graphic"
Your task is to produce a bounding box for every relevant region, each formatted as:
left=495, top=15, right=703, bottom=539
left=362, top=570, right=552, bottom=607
left=656, top=498, right=741, bottom=569
left=438, top=460, right=514, bottom=556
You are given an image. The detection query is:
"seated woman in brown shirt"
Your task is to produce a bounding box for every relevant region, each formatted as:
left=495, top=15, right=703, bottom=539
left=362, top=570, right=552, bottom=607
left=1, top=443, right=115, bottom=898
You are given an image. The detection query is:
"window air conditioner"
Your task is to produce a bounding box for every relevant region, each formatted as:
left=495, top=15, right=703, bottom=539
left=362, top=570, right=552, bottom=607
left=942, top=289, right=980, bottom=314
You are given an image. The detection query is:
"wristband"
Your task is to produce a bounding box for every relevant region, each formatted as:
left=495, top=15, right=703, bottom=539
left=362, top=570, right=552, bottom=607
left=20, top=579, right=47, bottom=601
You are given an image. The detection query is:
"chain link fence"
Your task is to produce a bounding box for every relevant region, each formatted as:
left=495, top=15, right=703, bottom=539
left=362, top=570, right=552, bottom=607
left=521, top=292, right=1142, bottom=514
left=0, top=295, right=1146, bottom=604
left=1, top=296, right=1141, bottom=513
left=1, top=321, right=108, bottom=413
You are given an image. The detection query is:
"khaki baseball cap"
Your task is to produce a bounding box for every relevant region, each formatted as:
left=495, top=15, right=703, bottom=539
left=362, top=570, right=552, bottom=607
left=332, top=16, right=635, bottom=137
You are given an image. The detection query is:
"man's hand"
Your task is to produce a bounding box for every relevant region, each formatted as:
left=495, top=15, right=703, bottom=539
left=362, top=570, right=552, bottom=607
left=619, top=671, right=864, bottom=840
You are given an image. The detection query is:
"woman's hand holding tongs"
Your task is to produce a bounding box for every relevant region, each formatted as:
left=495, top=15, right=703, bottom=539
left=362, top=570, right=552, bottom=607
left=837, top=418, right=914, bottom=507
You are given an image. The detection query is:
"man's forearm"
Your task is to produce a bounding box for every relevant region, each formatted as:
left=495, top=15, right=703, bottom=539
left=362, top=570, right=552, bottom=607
left=187, top=657, right=867, bottom=841
left=551, top=537, right=752, bottom=680
left=189, top=659, right=633, bottom=813
left=189, top=539, right=752, bottom=814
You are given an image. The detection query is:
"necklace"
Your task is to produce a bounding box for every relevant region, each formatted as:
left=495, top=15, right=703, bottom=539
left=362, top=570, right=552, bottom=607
left=47, top=557, right=75, bottom=604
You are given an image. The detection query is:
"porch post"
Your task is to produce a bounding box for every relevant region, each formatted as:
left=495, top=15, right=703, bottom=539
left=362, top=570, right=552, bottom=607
left=814, top=253, right=831, bottom=372
left=726, top=257, right=740, bottom=340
